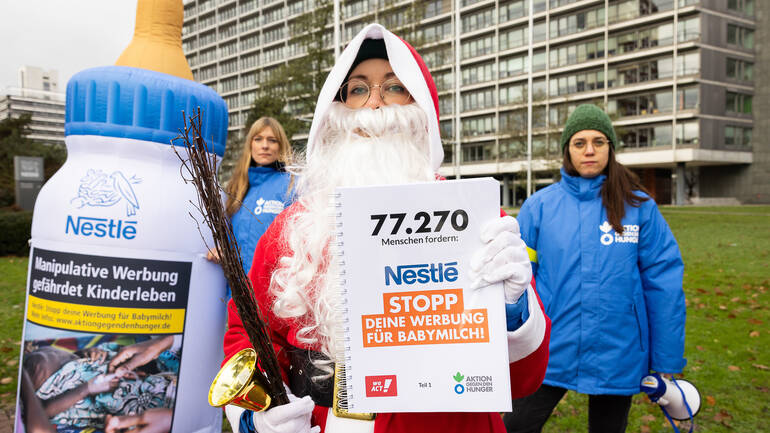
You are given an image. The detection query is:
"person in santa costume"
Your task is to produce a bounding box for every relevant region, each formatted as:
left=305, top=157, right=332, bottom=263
left=222, top=23, right=551, bottom=433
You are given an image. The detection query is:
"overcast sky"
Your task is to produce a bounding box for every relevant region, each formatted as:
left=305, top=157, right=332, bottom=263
left=0, top=0, right=138, bottom=91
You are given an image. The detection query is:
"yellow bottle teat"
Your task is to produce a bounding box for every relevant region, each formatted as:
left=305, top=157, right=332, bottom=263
left=115, top=0, right=193, bottom=80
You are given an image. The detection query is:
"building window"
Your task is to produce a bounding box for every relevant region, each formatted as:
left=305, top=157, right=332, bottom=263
left=550, top=38, right=604, bottom=68
left=499, top=110, right=526, bottom=134
left=220, top=76, right=238, bottom=93
left=220, top=59, right=238, bottom=75
left=264, top=27, right=285, bottom=44
left=345, top=0, right=367, bottom=17
left=678, top=87, right=698, bottom=110
left=461, top=142, right=495, bottom=162
left=499, top=139, right=526, bottom=159
left=421, top=20, right=452, bottom=44
left=462, top=8, right=494, bottom=33
left=725, top=91, right=752, bottom=114
left=240, top=0, right=257, bottom=15
left=440, top=120, right=453, bottom=139
left=241, top=53, right=258, bottom=69
left=241, top=34, right=260, bottom=52
left=218, top=41, right=237, bottom=58
left=461, top=115, right=496, bottom=137
left=199, top=48, right=216, bottom=64
left=726, top=58, right=754, bottom=81
left=462, top=35, right=495, bottom=59
left=608, top=0, right=639, bottom=23
left=422, top=46, right=453, bottom=69
left=676, top=51, right=700, bottom=76
left=199, top=65, right=217, bottom=80
left=433, top=71, right=454, bottom=91
left=609, top=89, right=675, bottom=117
left=728, top=0, right=755, bottom=15
left=724, top=125, right=752, bottom=147
left=549, top=6, right=605, bottom=39
left=200, top=31, right=216, bottom=47
left=619, top=123, right=673, bottom=148
left=549, top=103, right=581, bottom=127
left=676, top=122, right=699, bottom=146
left=608, top=22, right=673, bottom=56
left=262, top=7, right=284, bottom=25
left=499, top=54, right=528, bottom=78
left=199, top=13, right=216, bottom=30
left=499, top=0, right=527, bottom=23
left=424, top=0, right=450, bottom=19
left=263, top=46, right=284, bottom=64
left=240, top=15, right=259, bottom=33
left=550, top=69, right=604, bottom=96
left=462, top=88, right=496, bottom=112
left=499, top=25, right=528, bottom=51
left=462, top=62, right=495, bottom=85
left=677, top=16, right=700, bottom=42
left=439, top=95, right=454, bottom=115
left=219, top=6, right=236, bottom=21
left=499, top=83, right=526, bottom=105
left=288, top=0, right=311, bottom=16
left=533, top=22, right=546, bottom=43
left=241, top=73, right=257, bottom=88
left=727, top=24, right=754, bottom=49
left=183, top=39, right=198, bottom=52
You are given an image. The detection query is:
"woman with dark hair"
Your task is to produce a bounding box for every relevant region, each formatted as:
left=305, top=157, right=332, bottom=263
left=505, top=104, right=686, bottom=433
left=207, top=117, right=295, bottom=276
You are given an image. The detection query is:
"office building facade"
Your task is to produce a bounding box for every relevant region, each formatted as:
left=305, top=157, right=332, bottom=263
left=0, top=88, right=65, bottom=146
left=182, top=0, right=767, bottom=204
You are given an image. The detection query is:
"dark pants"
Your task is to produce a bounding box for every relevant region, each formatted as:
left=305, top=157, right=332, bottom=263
left=502, top=384, right=633, bottom=433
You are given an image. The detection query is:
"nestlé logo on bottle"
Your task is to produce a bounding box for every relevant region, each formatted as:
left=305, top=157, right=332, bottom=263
left=65, top=169, right=141, bottom=240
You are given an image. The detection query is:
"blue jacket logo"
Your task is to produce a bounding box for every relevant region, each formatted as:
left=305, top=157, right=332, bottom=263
left=600, top=221, right=640, bottom=246
left=599, top=221, right=614, bottom=245
left=71, top=169, right=141, bottom=217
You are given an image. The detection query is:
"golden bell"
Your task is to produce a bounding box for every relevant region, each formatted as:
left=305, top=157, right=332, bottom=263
left=208, top=348, right=271, bottom=412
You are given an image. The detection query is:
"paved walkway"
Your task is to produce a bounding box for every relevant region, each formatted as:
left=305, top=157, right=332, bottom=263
left=0, top=405, right=14, bottom=433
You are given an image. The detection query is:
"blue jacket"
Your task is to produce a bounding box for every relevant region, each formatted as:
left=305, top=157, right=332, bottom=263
left=231, top=166, right=294, bottom=273
left=517, top=168, right=686, bottom=395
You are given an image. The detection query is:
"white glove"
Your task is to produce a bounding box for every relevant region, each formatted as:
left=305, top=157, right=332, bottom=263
left=469, top=216, right=532, bottom=303
left=252, top=394, right=320, bottom=433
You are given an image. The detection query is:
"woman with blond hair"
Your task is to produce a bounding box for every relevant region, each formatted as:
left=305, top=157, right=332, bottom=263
left=207, top=117, right=295, bottom=277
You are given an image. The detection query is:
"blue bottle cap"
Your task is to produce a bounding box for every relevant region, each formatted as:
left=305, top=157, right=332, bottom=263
left=65, top=66, right=228, bottom=156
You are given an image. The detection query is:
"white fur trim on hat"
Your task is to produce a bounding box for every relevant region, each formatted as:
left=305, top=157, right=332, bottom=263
left=307, top=23, right=443, bottom=171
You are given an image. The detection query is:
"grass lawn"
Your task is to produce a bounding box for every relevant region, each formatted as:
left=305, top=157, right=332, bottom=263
left=1, top=206, right=768, bottom=432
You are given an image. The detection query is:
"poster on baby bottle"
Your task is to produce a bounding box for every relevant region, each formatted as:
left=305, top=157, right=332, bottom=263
left=17, top=238, right=225, bottom=433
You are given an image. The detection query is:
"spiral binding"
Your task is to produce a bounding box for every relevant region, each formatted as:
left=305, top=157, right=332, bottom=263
left=329, top=190, right=376, bottom=420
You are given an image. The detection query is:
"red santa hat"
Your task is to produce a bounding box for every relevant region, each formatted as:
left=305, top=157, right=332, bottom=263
left=307, top=23, right=443, bottom=171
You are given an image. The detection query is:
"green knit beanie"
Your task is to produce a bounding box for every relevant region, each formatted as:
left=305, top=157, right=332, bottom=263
left=560, top=104, right=617, bottom=151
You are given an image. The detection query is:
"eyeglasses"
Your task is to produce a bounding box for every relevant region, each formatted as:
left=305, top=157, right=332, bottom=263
left=339, top=78, right=412, bottom=108
left=569, top=138, right=609, bottom=151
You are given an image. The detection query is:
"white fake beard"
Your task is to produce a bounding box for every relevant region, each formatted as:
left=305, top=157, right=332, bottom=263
left=270, top=102, right=436, bottom=378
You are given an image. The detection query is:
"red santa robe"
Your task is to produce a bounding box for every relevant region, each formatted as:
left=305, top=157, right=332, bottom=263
left=223, top=205, right=551, bottom=433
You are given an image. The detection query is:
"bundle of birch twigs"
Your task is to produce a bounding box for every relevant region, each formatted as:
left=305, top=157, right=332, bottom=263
left=173, top=108, right=289, bottom=406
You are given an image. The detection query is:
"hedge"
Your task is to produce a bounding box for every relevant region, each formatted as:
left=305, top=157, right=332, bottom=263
left=0, top=210, right=32, bottom=256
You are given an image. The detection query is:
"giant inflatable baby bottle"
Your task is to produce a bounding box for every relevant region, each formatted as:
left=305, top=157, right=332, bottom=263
left=16, top=1, right=228, bottom=432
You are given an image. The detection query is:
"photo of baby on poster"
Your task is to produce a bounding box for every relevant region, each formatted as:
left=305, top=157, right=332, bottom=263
left=19, top=328, right=181, bottom=433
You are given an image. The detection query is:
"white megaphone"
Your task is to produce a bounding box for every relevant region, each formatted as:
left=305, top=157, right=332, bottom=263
left=641, top=373, right=701, bottom=421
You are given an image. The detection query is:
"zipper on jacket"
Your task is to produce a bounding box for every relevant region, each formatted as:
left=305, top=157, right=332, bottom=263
left=632, top=303, right=644, bottom=352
